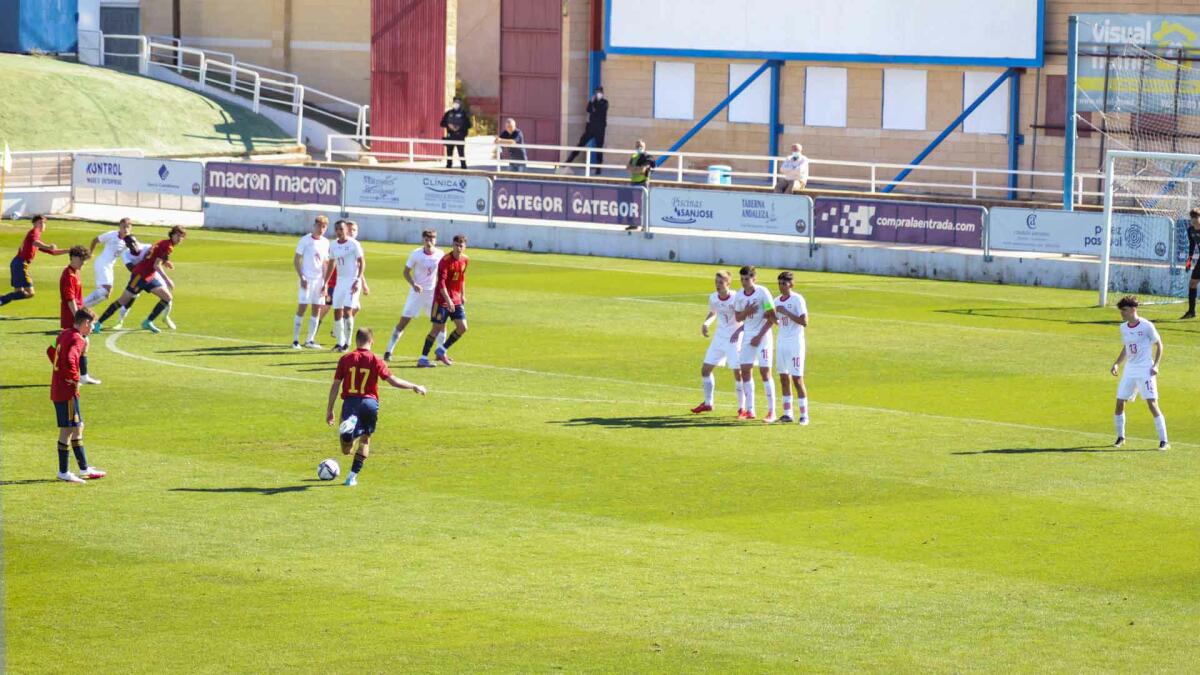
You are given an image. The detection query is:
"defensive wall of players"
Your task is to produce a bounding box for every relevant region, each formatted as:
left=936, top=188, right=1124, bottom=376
left=65, top=152, right=1188, bottom=296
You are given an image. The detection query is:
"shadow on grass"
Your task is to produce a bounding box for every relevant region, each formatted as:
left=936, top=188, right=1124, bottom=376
left=0, top=316, right=58, bottom=321
left=556, top=414, right=742, bottom=429
left=0, top=384, right=48, bottom=390
left=953, top=445, right=1159, bottom=455
left=938, top=307, right=1200, bottom=332
left=0, top=479, right=58, bottom=486
left=170, top=481, right=337, bottom=496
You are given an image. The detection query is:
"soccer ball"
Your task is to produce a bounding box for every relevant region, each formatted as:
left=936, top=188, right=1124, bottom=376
left=317, top=459, right=340, bottom=481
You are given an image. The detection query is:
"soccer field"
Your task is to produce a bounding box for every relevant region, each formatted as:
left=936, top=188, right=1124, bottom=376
left=2, top=220, right=1197, bottom=672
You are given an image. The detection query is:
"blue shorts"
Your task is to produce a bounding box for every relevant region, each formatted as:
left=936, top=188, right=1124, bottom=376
left=339, top=396, right=379, bottom=441
left=125, top=274, right=163, bottom=295
left=54, top=397, right=82, bottom=428
left=432, top=304, right=466, bottom=324
left=9, top=256, right=32, bottom=289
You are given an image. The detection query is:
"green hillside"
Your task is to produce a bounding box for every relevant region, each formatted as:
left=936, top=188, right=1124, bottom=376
left=0, top=54, right=296, bottom=155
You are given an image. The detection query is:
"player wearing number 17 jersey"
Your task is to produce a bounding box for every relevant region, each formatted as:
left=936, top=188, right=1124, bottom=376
left=774, top=271, right=809, bottom=425
left=691, top=270, right=743, bottom=414
left=325, top=328, right=427, bottom=486
left=1110, top=296, right=1169, bottom=449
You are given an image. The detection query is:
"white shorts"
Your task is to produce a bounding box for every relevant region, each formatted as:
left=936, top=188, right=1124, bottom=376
left=93, top=261, right=115, bottom=288
left=402, top=288, right=435, bottom=318
left=776, top=339, right=806, bottom=377
left=297, top=275, right=326, bottom=305
left=703, top=335, right=741, bottom=369
left=1117, top=374, right=1158, bottom=401
left=738, top=334, right=773, bottom=367
left=332, top=282, right=357, bottom=309
left=350, top=287, right=362, bottom=310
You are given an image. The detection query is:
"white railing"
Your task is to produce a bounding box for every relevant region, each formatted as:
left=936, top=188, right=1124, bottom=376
left=325, top=135, right=1110, bottom=204
left=92, top=32, right=369, bottom=147
left=1, top=148, right=144, bottom=188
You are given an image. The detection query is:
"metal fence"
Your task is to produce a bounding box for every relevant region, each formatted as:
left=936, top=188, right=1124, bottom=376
left=2, top=148, right=144, bottom=188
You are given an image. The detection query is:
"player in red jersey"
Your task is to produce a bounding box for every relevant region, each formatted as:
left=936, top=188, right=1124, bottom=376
left=418, top=234, right=469, bottom=367
left=46, top=308, right=107, bottom=484
left=59, top=245, right=102, bottom=386
left=325, top=327, right=426, bottom=486
left=0, top=214, right=68, bottom=306
left=94, top=226, right=186, bottom=333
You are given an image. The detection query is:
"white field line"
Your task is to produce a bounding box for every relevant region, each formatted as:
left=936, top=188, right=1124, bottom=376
left=103, top=331, right=685, bottom=407
left=96, top=328, right=1193, bottom=448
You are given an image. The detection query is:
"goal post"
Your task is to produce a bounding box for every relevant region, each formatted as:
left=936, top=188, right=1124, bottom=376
left=1099, top=149, right=1198, bottom=307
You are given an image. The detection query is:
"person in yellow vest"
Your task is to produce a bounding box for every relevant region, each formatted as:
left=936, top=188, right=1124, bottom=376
left=628, top=139, right=653, bottom=186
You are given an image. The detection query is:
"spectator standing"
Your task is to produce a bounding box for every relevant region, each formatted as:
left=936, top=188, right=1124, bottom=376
left=626, top=140, right=653, bottom=231
left=562, top=87, right=609, bottom=172
left=440, top=97, right=472, bottom=169
left=776, top=143, right=810, bottom=194
left=494, top=118, right=528, bottom=172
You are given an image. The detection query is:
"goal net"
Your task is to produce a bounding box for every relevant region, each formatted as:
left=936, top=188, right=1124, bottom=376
left=1074, top=18, right=1200, bottom=305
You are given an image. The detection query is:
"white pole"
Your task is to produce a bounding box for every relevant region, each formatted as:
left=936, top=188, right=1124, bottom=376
left=295, top=85, right=305, bottom=147
left=1099, top=152, right=1116, bottom=307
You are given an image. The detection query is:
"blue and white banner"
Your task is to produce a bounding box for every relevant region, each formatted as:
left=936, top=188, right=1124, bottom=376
left=73, top=155, right=203, bottom=197
left=1076, top=14, right=1200, bottom=115
left=649, top=187, right=813, bottom=237
left=344, top=170, right=490, bottom=215
left=990, top=207, right=1173, bottom=261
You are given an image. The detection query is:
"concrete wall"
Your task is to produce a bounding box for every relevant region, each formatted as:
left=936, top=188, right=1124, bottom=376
left=1, top=188, right=72, bottom=219
left=456, top=0, right=499, bottom=102
left=201, top=200, right=1166, bottom=296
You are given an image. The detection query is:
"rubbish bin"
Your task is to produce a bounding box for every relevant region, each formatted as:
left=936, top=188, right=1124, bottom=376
left=706, top=165, right=732, bottom=185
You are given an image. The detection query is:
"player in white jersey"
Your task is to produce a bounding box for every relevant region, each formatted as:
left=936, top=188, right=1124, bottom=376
left=732, top=265, right=777, bottom=421
left=292, top=215, right=332, bottom=349
left=328, top=220, right=365, bottom=352
left=1110, top=296, right=1169, bottom=449
left=690, top=270, right=743, bottom=413
left=384, top=229, right=445, bottom=361
left=773, top=271, right=809, bottom=425
left=346, top=220, right=370, bottom=314
left=104, top=236, right=151, bottom=330
left=83, top=217, right=133, bottom=307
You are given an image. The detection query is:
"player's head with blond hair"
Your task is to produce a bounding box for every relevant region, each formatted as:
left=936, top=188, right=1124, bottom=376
left=345, top=220, right=359, bottom=238
left=355, top=327, right=373, bottom=347
left=714, top=269, right=732, bottom=293
left=315, top=215, right=329, bottom=226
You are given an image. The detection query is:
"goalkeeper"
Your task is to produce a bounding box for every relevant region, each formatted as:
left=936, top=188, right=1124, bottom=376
left=1184, top=208, right=1200, bottom=320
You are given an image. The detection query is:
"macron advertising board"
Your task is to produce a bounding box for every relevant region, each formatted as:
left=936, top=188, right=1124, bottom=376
left=649, top=187, right=813, bottom=237
left=204, top=163, right=342, bottom=206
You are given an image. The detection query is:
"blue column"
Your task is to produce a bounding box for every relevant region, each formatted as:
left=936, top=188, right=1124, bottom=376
left=1063, top=15, right=1079, bottom=210
left=1007, top=68, right=1023, bottom=200
left=768, top=60, right=782, bottom=157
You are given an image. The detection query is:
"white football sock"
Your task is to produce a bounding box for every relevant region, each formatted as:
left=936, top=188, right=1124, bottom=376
left=702, top=374, right=715, bottom=406
left=293, top=315, right=303, bottom=342
left=386, top=328, right=402, bottom=354
left=83, top=288, right=109, bottom=307
left=744, top=377, right=756, bottom=414
left=1154, top=414, right=1168, bottom=442
left=735, top=380, right=744, bottom=409
left=763, top=379, right=776, bottom=417
left=437, top=329, right=447, bottom=348
left=343, top=316, right=355, bottom=346
left=1114, top=413, right=1126, bottom=438
left=782, top=395, right=793, bottom=414
left=118, top=304, right=129, bottom=320
left=306, top=316, right=320, bottom=343
left=797, top=397, right=808, bottom=419
left=333, top=318, right=344, bottom=346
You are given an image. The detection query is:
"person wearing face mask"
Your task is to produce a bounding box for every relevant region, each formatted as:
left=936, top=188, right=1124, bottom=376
left=562, top=87, right=609, bottom=173
left=776, top=143, right=809, bottom=194
left=440, top=97, right=472, bottom=169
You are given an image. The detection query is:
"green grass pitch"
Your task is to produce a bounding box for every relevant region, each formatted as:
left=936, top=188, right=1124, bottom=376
left=1, top=220, right=1198, bottom=672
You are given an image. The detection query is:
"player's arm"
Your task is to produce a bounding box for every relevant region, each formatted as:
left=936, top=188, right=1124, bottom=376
left=1151, top=339, right=1164, bottom=375
left=403, top=264, right=420, bottom=293
left=384, top=374, right=427, bottom=396
left=701, top=310, right=716, bottom=337
left=325, top=379, right=342, bottom=425
left=293, top=249, right=306, bottom=286
left=155, top=259, right=175, bottom=289
left=436, top=259, right=453, bottom=306
left=1110, top=346, right=1127, bottom=376
left=88, top=235, right=102, bottom=256
left=750, top=309, right=777, bottom=346
left=350, top=255, right=364, bottom=292
left=322, top=258, right=333, bottom=285
left=33, top=239, right=67, bottom=254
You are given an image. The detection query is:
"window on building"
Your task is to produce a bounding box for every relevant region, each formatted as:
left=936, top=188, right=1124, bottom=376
left=805, top=67, right=847, bottom=128
left=963, top=71, right=1010, bottom=134
left=728, top=63, right=771, bottom=124
left=882, top=69, right=927, bottom=131
left=654, top=61, right=695, bottom=120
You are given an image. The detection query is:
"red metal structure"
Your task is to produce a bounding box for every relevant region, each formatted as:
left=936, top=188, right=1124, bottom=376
left=371, top=0, right=449, bottom=158
left=499, top=0, right=563, bottom=162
